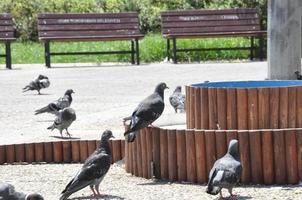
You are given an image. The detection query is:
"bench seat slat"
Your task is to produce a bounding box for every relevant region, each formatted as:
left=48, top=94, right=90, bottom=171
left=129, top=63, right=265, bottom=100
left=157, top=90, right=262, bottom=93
left=0, top=13, right=13, bottom=20
left=38, top=23, right=139, bottom=31
left=0, top=26, right=14, bottom=32
left=161, top=8, right=257, bottom=16
left=163, top=31, right=266, bottom=38
left=39, top=34, right=144, bottom=42
left=0, top=32, right=14, bottom=38
left=38, top=12, right=138, bottom=19
left=39, top=30, right=141, bottom=37
left=38, top=18, right=138, bottom=25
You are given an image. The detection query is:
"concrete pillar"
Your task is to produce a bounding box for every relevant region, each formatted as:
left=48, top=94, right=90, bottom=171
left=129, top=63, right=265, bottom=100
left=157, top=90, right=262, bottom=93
left=268, top=0, right=302, bottom=79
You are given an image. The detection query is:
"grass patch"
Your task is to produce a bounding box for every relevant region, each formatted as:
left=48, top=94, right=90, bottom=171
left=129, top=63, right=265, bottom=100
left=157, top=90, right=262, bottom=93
left=0, top=33, right=261, bottom=64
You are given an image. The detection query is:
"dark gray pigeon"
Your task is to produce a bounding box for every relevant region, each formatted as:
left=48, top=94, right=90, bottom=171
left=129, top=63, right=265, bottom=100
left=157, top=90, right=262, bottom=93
left=35, top=89, right=74, bottom=115
left=0, top=182, right=44, bottom=200
left=22, top=74, right=50, bottom=94
left=169, top=86, right=185, bottom=113
left=206, top=139, right=242, bottom=198
left=295, top=71, right=302, bottom=80
left=47, top=107, right=76, bottom=137
left=124, top=82, right=169, bottom=143
left=60, top=130, right=114, bottom=200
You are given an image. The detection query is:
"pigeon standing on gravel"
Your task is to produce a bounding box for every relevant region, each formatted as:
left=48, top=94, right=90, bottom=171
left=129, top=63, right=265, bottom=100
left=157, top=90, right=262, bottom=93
left=35, top=89, right=74, bottom=115
left=169, top=86, right=185, bottom=113
left=47, top=107, right=76, bottom=137
left=0, top=182, right=44, bottom=200
left=60, top=130, right=114, bottom=200
left=124, top=82, right=169, bottom=142
left=22, top=74, right=50, bottom=94
left=206, top=139, right=242, bottom=198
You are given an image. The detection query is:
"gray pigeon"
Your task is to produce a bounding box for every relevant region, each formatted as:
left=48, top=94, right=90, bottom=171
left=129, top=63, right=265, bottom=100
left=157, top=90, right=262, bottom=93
left=47, top=107, right=76, bottom=137
left=169, top=86, right=185, bottom=113
left=60, top=130, right=114, bottom=200
left=206, top=139, right=242, bottom=198
left=22, top=74, right=50, bottom=94
left=124, top=82, right=169, bottom=143
left=0, top=182, right=44, bottom=200
left=35, top=89, right=74, bottom=115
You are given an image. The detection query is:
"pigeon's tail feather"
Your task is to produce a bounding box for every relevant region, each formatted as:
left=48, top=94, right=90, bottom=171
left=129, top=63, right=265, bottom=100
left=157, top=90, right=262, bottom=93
left=47, top=124, right=55, bottom=131
left=35, top=106, right=50, bottom=115
left=22, top=86, right=31, bottom=93
left=126, top=131, right=137, bottom=143
left=206, top=168, right=220, bottom=195
left=59, top=192, right=72, bottom=200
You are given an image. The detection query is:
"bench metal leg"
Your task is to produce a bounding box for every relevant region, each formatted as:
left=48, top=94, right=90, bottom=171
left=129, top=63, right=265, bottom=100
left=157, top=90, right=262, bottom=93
left=172, top=37, right=177, bottom=64
left=167, top=39, right=170, bottom=61
left=250, top=36, right=254, bottom=60
left=259, top=36, right=264, bottom=61
left=44, top=41, right=51, bottom=68
left=131, top=40, right=135, bottom=64
left=5, top=42, right=12, bottom=69
left=135, top=39, right=140, bottom=65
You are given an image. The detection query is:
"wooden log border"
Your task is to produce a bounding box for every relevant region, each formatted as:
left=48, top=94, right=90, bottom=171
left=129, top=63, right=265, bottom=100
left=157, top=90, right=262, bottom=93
left=125, top=127, right=302, bottom=185
left=0, top=139, right=125, bottom=165
left=186, top=85, right=302, bottom=130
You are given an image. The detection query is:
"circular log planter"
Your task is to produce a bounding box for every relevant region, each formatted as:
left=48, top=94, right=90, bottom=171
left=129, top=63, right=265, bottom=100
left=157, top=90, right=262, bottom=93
left=0, top=139, right=124, bottom=165
left=125, top=127, right=302, bottom=185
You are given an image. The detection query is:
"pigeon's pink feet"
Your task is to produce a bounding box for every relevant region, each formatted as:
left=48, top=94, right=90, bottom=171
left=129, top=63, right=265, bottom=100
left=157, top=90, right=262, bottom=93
left=231, top=192, right=239, bottom=197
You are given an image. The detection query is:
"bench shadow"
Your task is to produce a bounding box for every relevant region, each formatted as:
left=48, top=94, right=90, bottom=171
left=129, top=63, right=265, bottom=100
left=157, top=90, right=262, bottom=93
left=50, top=135, right=80, bottom=140
left=70, top=194, right=125, bottom=200
left=50, top=63, right=148, bottom=69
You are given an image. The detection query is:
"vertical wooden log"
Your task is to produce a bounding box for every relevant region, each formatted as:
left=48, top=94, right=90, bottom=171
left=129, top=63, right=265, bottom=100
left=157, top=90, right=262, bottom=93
left=200, top=87, right=209, bottom=129
left=238, top=130, right=251, bottom=183
left=269, top=88, right=279, bottom=128
left=226, top=88, right=237, bottom=129
left=176, top=129, right=187, bottom=181
left=140, top=129, right=148, bottom=178
left=237, top=89, right=248, bottom=129
left=248, top=88, right=259, bottom=129
left=186, top=130, right=197, bottom=183
left=112, top=140, right=122, bottom=163
left=87, top=140, right=97, bottom=156
left=44, top=142, right=53, bottom=163
left=195, top=130, right=207, bottom=183
left=296, top=129, right=302, bottom=180
left=15, top=144, right=25, bottom=162
left=109, top=140, right=113, bottom=162
left=136, top=130, right=143, bottom=177
left=249, top=130, right=263, bottom=184
left=217, top=88, right=227, bottom=129
left=258, top=88, right=270, bottom=129
left=125, top=141, right=130, bottom=173
left=128, top=142, right=134, bottom=174
left=296, top=87, right=302, bottom=127
left=215, top=130, right=227, bottom=159
left=204, top=130, right=216, bottom=177
left=208, top=88, right=218, bottom=129
left=0, top=145, right=6, bottom=164
left=194, top=87, right=201, bottom=129
left=79, top=140, right=88, bottom=163
left=186, top=86, right=191, bottom=128
left=132, top=135, right=138, bottom=176
left=34, top=143, right=44, bottom=162
left=62, top=141, right=71, bottom=163
left=25, top=143, right=35, bottom=163
left=285, top=130, right=298, bottom=184
left=121, top=140, right=125, bottom=159
left=146, top=127, right=153, bottom=178
left=160, top=129, right=168, bottom=179
left=279, top=87, right=288, bottom=128
left=152, top=127, right=161, bottom=178
left=288, top=87, right=297, bottom=128
left=71, top=141, right=80, bottom=163
left=273, top=130, right=287, bottom=184
left=53, top=141, right=63, bottom=163
left=5, top=145, right=15, bottom=163
left=167, top=129, right=177, bottom=181
left=226, top=130, right=238, bottom=145
left=261, top=130, right=274, bottom=184
left=189, top=87, right=196, bottom=129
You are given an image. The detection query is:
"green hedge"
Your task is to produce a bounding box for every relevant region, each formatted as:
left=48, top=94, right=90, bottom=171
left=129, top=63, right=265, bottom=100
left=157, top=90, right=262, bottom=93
left=0, top=0, right=267, bottom=41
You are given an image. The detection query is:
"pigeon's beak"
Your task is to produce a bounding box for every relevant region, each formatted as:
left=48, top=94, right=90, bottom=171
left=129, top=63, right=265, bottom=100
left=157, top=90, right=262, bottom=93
left=111, top=135, right=115, bottom=139
left=166, top=86, right=169, bottom=89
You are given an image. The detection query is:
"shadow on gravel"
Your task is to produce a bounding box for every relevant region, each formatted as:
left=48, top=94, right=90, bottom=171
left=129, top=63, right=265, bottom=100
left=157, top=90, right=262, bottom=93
left=23, top=93, right=52, bottom=96
left=70, top=194, right=125, bottom=199
left=50, top=135, right=81, bottom=140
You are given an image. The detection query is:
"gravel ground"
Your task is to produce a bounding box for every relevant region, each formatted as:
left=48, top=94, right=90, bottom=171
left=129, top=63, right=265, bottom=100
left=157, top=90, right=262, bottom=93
left=1, top=162, right=302, bottom=200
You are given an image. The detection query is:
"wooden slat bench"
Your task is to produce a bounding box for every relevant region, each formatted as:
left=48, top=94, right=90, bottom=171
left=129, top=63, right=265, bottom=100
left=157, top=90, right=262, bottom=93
left=161, top=8, right=266, bottom=63
left=38, top=12, right=144, bottom=67
left=0, top=13, right=15, bottom=69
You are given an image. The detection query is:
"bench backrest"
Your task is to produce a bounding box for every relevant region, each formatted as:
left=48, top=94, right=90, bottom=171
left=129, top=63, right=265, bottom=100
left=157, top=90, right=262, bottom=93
left=0, top=13, right=15, bottom=41
left=161, top=8, right=262, bottom=37
left=38, top=12, right=142, bottom=41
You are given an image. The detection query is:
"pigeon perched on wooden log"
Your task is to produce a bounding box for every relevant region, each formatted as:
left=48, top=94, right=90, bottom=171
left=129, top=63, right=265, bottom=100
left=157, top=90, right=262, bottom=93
left=60, top=130, right=114, bottom=200
left=206, top=139, right=242, bottom=198
left=35, top=89, right=74, bottom=115
left=124, top=82, right=169, bottom=142
left=295, top=71, right=302, bottom=80
left=22, top=74, right=50, bottom=94
left=47, top=107, right=76, bottom=137
left=0, top=182, right=44, bottom=200
left=169, top=86, right=185, bottom=113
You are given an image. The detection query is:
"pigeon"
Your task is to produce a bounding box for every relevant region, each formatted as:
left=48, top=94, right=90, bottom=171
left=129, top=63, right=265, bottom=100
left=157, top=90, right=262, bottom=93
left=47, top=107, right=76, bottom=137
left=295, top=71, right=302, bottom=80
left=0, top=182, right=44, bottom=200
left=22, top=74, right=50, bottom=94
left=169, top=86, right=185, bottom=113
left=206, top=139, right=242, bottom=199
left=60, top=130, right=114, bottom=200
left=35, top=89, right=74, bottom=115
left=124, top=82, right=169, bottom=142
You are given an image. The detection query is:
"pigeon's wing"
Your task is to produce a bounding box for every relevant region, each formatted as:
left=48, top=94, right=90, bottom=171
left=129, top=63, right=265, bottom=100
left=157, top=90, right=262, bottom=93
left=0, top=183, right=24, bottom=200
left=135, top=94, right=164, bottom=121
left=61, top=153, right=111, bottom=197
left=56, top=97, right=70, bottom=109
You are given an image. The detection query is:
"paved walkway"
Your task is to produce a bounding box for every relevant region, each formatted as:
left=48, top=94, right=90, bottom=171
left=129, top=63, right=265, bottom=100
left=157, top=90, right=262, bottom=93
left=0, top=61, right=267, bottom=145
